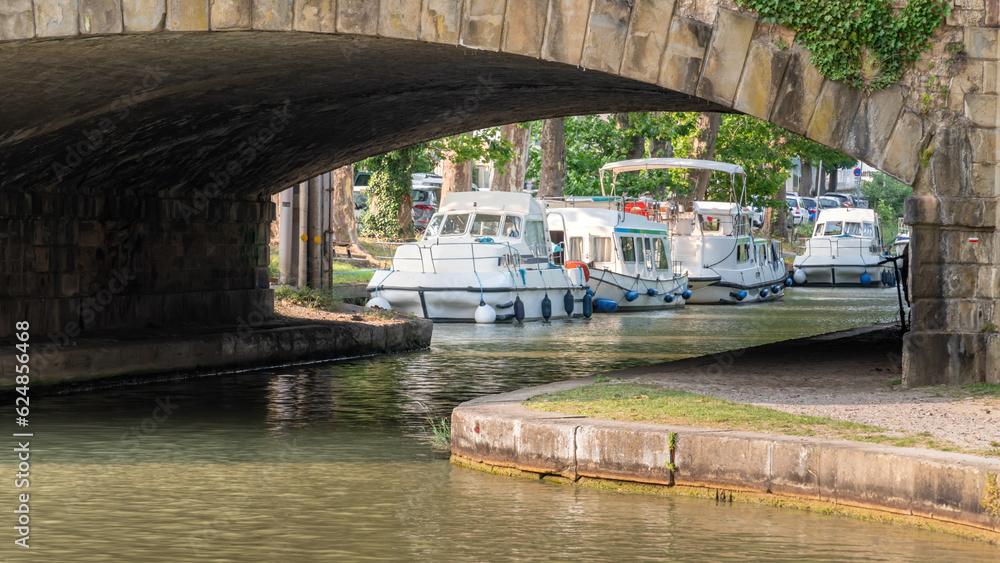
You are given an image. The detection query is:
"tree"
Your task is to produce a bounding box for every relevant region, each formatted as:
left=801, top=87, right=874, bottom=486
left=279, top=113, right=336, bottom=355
left=860, top=172, right=912, bottom=244
left=432, top=130, right=515, bottom=199
left=331, top=163, right=363, bottom=252
left=495, top=123, right=532, bottom=192
left=360, top=145, right=425, bottom=240
left=538, top=118, right=567, bottom=198
left=687, top=112, right=722, bottom=202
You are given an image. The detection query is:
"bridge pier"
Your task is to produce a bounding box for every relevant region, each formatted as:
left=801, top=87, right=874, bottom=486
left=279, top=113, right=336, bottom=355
left=902, top=124, right=1000, bottom=386
left=0, top=190, right=274, bottom=340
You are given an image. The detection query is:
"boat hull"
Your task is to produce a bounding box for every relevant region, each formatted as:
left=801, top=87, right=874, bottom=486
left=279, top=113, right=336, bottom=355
left=588, top=270, right=689, bottom=311
left=792, top=256, right=893, bottom=287
left=687, top=273, right=788, bottom=304
left=366, top=269, right=588, bottom=322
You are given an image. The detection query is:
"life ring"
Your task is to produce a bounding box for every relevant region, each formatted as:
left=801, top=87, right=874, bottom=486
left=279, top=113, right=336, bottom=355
left=624, top=201, right=649, bottom=218
left=565, top=260, right=590, bottom=282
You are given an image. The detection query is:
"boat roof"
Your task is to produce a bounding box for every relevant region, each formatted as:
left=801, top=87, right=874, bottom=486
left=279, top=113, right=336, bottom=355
left=547, top=207, right=671, bottom=234
left=599, top=158, right=745, bottom=175
left=693, top=201, right=738, bottom=214
left=438, top=191, right=544, bottom=217
left=815, top=207, right=878, bottom=222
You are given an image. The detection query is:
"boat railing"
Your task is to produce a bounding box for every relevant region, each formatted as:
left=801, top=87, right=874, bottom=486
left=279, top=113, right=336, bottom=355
left=805, top=236, right=881, bottom=257
left=388, top=240, right=524, bottom=274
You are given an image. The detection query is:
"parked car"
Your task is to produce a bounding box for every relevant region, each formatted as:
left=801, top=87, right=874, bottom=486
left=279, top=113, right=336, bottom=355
left=823, top=192, right=854, bottom=207
left=412, top=187, right=441, bottom=230
left=797, top=196, right=818, bottom=221
left=785, top=197, right=806, bottom=226
left=817, top=195, right=846, bottom=210
left=353, top=170, right=371, bottom=219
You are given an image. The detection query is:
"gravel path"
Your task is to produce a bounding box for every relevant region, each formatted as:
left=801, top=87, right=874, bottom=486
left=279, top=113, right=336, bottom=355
left=614, top=326, right=1000, bottom=452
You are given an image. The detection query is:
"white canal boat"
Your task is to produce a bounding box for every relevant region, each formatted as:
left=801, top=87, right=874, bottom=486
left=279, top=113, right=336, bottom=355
left=597, top=158, right=791, bottom=304
left=545, top=200, right=690, bottom=312
left=792, top=207, right=893, bottom=287
left=366, top=191, right=589, bottom=322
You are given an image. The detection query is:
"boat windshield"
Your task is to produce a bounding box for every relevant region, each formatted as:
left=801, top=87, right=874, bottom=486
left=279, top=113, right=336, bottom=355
left=699, top=215, right=721, bottom=232
left=470, top=213, right=502, bottom=237
left=424, top=215, right=443, bottom=237
left=862, top=222, right=875, bottom=237
left=817, top=222, right=843, bottom=236
left=844, top=222, right=862, bottom=236
left=440, top=213, right=470, bottom=236
left=502, top=215, right=522, bottom=238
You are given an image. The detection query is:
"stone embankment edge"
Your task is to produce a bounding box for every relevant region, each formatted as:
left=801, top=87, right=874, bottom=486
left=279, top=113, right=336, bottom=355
left=451, top=367, right=1000, bottom=541
left=0, top=317, right=432, bottom=389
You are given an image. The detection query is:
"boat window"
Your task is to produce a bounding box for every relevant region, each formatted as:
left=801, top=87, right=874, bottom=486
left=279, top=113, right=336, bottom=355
left=643, top=238, right=654, bottom=270
left=502, top=215, right=522, bottom=238
left=862, top=222, right=875, bottom=237
left=568, top=237, right=584, bottom=262
left=737, top=243, right=750, bottom=263
left=654, top=238, right=670, bottom=270
left=424, top=215, right=443, bottom=237
left=440, top=213, right=470, bottom=236
left=844, top=222, right=862, bottom=236
left=757, top=244, right=766, bottom=263
left=700, top=215, right=721, bottom=232
left=524, top=220, right=546, bottom=257
left=821, top=222, right=843, bottom=236
left=470, top=213, right=502, bottom=237
left=620, top=236, right=636, bottom=263
left=592, top=237, right=613, bottom=262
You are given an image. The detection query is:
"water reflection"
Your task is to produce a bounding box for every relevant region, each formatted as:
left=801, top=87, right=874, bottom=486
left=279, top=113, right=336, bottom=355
left=9, top=288, right=1000, bottom=561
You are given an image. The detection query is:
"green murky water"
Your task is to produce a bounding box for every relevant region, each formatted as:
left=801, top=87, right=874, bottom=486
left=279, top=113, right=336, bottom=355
left=3, top=288, right=998, bottom=561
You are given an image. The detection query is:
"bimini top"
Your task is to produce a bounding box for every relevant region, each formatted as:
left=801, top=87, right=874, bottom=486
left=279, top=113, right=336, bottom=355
left=599, top=158, right=745, bottom=176
left=439, top=191, right=545, bottom=218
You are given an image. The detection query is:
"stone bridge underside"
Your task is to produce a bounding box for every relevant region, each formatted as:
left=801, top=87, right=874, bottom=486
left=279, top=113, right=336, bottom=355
left=0, top=0, right=998, bottom=385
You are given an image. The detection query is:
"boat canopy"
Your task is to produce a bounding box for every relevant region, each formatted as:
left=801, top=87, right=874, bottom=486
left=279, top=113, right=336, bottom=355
left=599, top=158, right=745, bottom=175
left=693, top=201, right=738, bottom=215
left=814, top=207, right=878, bottom=224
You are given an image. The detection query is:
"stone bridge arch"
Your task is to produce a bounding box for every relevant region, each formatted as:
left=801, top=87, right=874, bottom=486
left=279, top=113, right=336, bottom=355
left=0, top=0, right=997, bottom=384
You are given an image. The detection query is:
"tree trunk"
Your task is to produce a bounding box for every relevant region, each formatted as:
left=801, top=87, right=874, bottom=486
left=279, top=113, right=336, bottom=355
left=397, top=188, right=413, bottom=233
left=538, top=118, right=566, bottom=198
left=771, top=188, right=788, bottom=239
left=648, top=137, right=673, bottom=159
left=800, top=160, right=813, bottom=196
left=331, top=164, right=357, bottom=246
left=441, top=150, right=473, bottom=203
left=688, top=112, right=721, bottom=200
left=827, top=169, right=837, bottom=194
left=496, top=123, right=532, bottom=192
left=614, top=113, right=646, bottom=160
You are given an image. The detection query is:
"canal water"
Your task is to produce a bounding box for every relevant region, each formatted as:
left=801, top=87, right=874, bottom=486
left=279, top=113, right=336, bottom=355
left=6, top=288, right=1000, bottom=561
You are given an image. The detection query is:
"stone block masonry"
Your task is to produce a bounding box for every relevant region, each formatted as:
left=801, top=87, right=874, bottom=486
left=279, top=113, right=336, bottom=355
left=0, top=190, right=273, bottom=339
left=453, top=395, right=1000, bottom=539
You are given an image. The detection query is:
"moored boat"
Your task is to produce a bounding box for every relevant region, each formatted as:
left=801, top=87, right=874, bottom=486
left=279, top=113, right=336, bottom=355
left=596, top=158, right=791, bottom=304
left=366, top=191, right=589, bottom=322
left=792, top=207, right=893, bottom=287
left=545, top=200, right=689, bottom=311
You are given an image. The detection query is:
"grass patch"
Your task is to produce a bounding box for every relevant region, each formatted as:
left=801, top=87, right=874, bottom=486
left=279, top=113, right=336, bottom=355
left=964, top=383, right=1000, bottom=398
left=274, top=286, right=343, bottom=312
left=524, top=383, right=964, bottom=452
left=331, top=260, right=375, bottom=285
left=269, top=246, right=279, bottom=278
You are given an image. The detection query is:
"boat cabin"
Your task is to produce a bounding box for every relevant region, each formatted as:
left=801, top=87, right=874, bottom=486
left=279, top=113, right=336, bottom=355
left=547, top=207, right=675, bottom=280
left=393, top=191, right=553, bottom=273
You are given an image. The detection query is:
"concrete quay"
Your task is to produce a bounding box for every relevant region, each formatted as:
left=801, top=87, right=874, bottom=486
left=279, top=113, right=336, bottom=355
left=451, top=329, right=1000, bottom=541
left=0, top=313, right=431, bottom=390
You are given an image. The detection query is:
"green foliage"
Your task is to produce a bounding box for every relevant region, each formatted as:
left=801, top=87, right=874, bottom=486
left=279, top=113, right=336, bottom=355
left=859, top=172, right=912, bottom=244
left=736, top=0, right=951, bottom=90
left=983, top=473, right=1000, bottom=519
left=432, top=130, right=516, bottom=167
left=360, top=146, right=425, bottom=240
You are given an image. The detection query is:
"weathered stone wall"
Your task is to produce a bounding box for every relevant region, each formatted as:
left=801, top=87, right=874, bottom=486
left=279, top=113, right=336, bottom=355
left=1, top=0, right=998, bottom=383
left=0, top=191, right=274, bottom=338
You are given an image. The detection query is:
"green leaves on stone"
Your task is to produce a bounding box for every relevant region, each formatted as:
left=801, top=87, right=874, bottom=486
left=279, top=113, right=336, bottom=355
left=736, top=0, right=951, bottom=90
